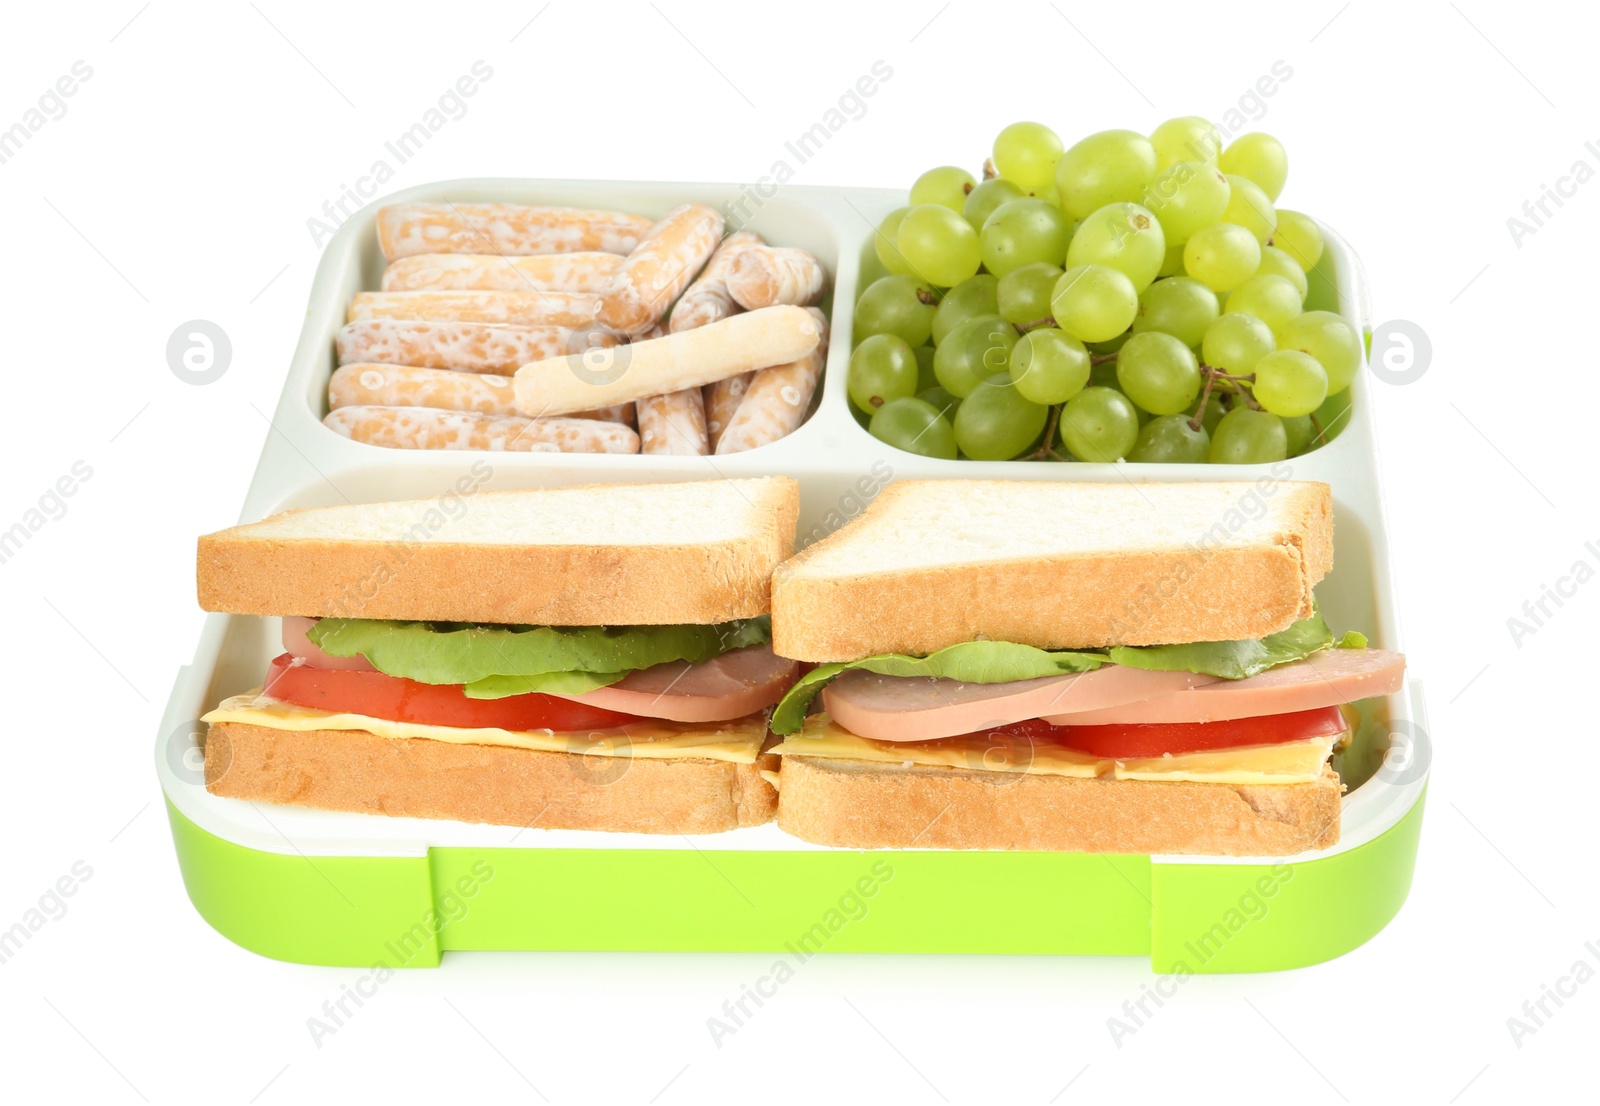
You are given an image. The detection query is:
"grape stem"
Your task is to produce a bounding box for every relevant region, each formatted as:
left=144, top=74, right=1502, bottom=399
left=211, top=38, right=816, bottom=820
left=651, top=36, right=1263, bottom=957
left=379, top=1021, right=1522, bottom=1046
left=982, top=158, right=997, bottom=181
left=1089, top=352, right=1118, bottom=366
left=1309, top=413, right=1328, bottom=446
left=1027, top=403, right=1064, bottom=462
left=915, top=287, right=939, bottom=306
left=1188, top=364, right=1260, bottom=430
left=1016, top=315, right=1056, bottom=333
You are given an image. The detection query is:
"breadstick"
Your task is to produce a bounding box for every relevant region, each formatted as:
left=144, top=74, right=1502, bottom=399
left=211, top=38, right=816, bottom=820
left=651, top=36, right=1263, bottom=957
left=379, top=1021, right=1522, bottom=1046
left=715, top=309, right=830, bottom=454
left=325, top=406, right=640, bottom=453
left=335, top=320, right=617, bottom=375
left=598, top=204, right=725, bottom=337
left=514, top=305, right=821, bottom=418
left=726, top=247, right=826, bottom=309
left=376, top=203, right=652, bottom=260
left=381, top=252, right=624, bottom=293
left=703, top=374, right=752, bottom=450
left=637, top=390, right=709, bottom=455
left=348, top=291, right=602, bottom=329
left=669, top=231, right=762, bottom=333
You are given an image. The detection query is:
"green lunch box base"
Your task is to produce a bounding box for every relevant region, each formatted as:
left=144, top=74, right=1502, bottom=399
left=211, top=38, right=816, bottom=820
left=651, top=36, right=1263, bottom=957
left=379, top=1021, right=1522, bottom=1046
left=166, top=788, right=1423, bottom=973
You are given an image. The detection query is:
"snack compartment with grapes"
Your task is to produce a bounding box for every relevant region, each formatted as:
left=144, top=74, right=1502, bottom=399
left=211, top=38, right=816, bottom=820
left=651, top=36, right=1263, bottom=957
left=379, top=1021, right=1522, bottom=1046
left=849, top=118, right=1361, bottom=464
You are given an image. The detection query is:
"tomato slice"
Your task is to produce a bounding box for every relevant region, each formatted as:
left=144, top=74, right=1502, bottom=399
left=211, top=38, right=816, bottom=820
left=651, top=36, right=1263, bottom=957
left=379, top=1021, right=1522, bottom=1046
left=261, top=653, right=644, bottom=731
left=999, top=706, right=1346, bottom=759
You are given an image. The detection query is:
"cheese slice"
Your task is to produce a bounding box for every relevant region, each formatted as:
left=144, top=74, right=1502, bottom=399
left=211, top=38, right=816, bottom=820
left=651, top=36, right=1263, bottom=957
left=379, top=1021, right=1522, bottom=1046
left=1112, top=736, right=1340, bottom=784
left=202, top=692, right=767, bottom=764
left=772, top=714, right=1105, bottom=778
left=771, top=713, right=1339, bottom=785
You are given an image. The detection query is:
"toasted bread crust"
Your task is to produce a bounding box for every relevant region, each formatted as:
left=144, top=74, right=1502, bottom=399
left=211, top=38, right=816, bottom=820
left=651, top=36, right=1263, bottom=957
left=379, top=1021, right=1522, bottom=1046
left=775, top=757, right=1341, bottom=855
left=772, top=480, right=1333, bottom=660
left=205, top=722, right=777, bottom=834
left=196, top=479, right=799, bottom=625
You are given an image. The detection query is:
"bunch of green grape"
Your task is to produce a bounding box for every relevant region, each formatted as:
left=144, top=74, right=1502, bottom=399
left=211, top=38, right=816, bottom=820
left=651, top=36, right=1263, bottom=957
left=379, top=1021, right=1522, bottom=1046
left=847, top=117, right=1360, bottom=464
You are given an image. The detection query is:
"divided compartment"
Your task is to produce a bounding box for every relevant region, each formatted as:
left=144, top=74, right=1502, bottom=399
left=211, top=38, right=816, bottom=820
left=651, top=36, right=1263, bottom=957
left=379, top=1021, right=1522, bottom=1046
left=161, top=180, right=1427, bottom=970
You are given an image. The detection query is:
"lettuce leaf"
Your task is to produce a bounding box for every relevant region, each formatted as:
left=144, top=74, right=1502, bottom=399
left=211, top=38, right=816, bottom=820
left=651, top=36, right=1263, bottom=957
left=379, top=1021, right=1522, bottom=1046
left=768, top=610, right=1347, bottom=734
left=769, top=641, right=1107, bottom=735
left=1107, top=608, right=1336, bottom=680
left=307, top=616, right=770, bottom=699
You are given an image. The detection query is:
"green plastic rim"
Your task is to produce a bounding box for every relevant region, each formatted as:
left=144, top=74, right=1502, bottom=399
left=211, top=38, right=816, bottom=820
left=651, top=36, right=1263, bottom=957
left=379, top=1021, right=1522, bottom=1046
left=165, top=786, right=1423, bottom=972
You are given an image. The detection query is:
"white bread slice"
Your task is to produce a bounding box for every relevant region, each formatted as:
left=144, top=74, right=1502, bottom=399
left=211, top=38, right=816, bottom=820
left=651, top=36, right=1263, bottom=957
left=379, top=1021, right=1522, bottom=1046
left=198, top=478, right=798, bottom=625
left=776, top=756, right=1340, bottom=855
left=206, top=722, right=777, bottom=833
left=772, top=480, right=1331, bottom=660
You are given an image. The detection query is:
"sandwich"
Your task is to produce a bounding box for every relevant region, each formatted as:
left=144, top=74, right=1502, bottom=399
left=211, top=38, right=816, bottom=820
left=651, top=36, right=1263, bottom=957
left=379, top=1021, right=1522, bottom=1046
left=194, top=477, right=800, bottom=834
left=766, top=479, right=1405, bottom=856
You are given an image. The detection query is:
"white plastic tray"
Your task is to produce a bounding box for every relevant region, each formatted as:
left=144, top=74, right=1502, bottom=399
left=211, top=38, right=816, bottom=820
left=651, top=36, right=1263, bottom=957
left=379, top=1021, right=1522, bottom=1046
left=156, top=178, right=1426, bottom=863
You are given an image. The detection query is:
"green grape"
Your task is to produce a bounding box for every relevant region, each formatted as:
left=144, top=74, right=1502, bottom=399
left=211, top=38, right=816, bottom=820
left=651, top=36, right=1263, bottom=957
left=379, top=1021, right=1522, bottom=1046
left=1256, top=246, right=1308, bottom=300
left=917, top=385, right=960, bottom=421
left=963, top=178, right=1026, bottom=231
left=1129, top=414, right=1210, bottom=463
left=1051, top=264, right=1138, bottom=343
left=848, top=334, right=919, bottom=411
left=1281, top=413, right=1315, bottom=456
left=981, top=199, right=1073, bottom=277
left=874, top=208, right=912, bottom=275
left=992, top=121, right=1064, bottom=193
left=1149, top=116, right=1222, bottom=170
left=1132, top=276, right=1219, bottom=348
left=1272, top=210, right=1324, bottom=271
left=1221, top=174, right=1276, bottom=244
left=1218, top=133, right=1288, bottom=201
left=1065, top=202, right=1166, bottom=290
left=1189, top=392, right=1226, bottom=436
left=911, top=166, right=976, bottom=212
left=1224, top=274, right=1302, bottom=334
left=955, top=374, right=1048, bottom=460
left=914, top=344, right=939, bottom=392
left=932, top=274, right=1000, bottom=345
left=1182, top=222, right=1261, bottom=293
left=1312, top=389, right=1352, bottom=442
left=1252, top=349, right=1327, bottom=417
left=1053, top=129, right=1159, bottom=220
left=869, top=396, right=958, bottom=459
left=1059, top=386, right=1140, bottom=462
left=1142, top=162, right=1231, bottom=245
left=1158, top=243, right=1185, bottom=277
left=1116, top=331, right=1201, bottom=415
left=996, top=262, right=1064, bottom=326
left=1088, top=358, right=1120, bottom=389
left=853, top=274, right=935, bottom=346
left=897, top=204, right=982, bottom=287
left=1202, top=313, right=1276, bottom=375
left=1209, top=407, right=1287, bottom=464
left=933, top=315, right=1018, bottom=397
left=1010, top=327, right=1091, bottom=404
left=1277, top=310, right=1362, bottom=394
left=1034, top=183, right=1063, bottom=207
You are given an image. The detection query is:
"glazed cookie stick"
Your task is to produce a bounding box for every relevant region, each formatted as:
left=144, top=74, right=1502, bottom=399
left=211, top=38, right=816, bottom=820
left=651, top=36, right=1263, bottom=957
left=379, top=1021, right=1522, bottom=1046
left=376, top=203, right=652, bottom=260
left=348, top=291, right=603, bottom=329
left=598, top=204, right=725, bottom=337
left=335, top=320, right=617, bottom=375
left=727, top=247, right=826, bottom=309
left=325, top=406, right=640, bottom=453
left=668, top=231, right=762, bottom=333
left=381, top=252, right=624, bottom=293
left=514, top=306, right=821, bottom=418
left=637, top=390, right=710, bottom=455
left=716, top=308, right=829, bottom=454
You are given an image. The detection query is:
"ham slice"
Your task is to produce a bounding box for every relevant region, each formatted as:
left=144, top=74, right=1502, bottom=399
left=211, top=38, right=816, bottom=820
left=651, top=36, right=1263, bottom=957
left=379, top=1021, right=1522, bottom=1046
left=283, top=616, right=375, bottom=671
left=1039, top=648, right=1406, bottom=725
left=821, top=665, right=1220, bottom=743
left=552, top=645, right=799, bottom=723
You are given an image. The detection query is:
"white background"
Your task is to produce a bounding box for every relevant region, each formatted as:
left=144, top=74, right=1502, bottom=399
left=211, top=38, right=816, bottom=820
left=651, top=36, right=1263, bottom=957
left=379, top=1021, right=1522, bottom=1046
left=1, top=1, right=1591, bottom=1102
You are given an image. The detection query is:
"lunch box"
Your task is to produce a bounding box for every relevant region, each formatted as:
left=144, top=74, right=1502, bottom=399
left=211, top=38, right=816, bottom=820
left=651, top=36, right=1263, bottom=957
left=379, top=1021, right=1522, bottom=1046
left=156, top=179, right=1428, bottom=973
